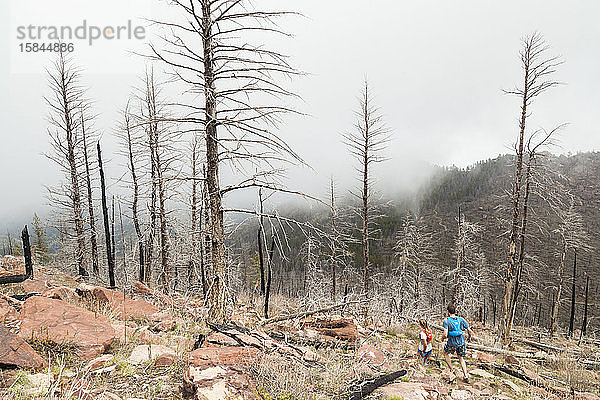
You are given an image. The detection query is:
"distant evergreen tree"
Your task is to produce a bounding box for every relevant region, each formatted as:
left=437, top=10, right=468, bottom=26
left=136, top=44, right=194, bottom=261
left=32, top=213, right=51, bottom=264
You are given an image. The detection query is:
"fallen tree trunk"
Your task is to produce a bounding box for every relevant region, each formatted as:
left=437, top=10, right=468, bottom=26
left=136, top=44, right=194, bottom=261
left=347, top=370, right=407, bottom=400
left=258, top=299, right=367, bottom=326
left=268, top=330, right=356, bottom=351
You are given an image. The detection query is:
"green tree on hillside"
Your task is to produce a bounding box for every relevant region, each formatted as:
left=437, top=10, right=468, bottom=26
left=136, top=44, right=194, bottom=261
left=32, top=213, right=51, bottom=264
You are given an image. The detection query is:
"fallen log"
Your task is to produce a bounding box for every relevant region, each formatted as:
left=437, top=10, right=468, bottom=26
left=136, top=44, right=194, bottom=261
left=268, top=330, right=356, bottom=351
left=258, top=300, right=367, bottom=326
left=347, top=370, right=407, bottom=400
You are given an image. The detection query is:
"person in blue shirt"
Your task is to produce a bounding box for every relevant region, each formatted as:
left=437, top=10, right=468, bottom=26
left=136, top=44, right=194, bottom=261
left=442, top=303, right=473, bottom=383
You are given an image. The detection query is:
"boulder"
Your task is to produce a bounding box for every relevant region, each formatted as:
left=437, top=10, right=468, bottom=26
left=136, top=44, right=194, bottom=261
left=184, top=365, right=255, bottom=400
left=23, top=279, right=51, bottom=294
left=128, top=344, right=176, bottom=365
left=356, top=344, right=388, bottom=370
left=306, top=317, right=358, bottom=341
left=378, top=382, right=433, bottom=400
left=0, top=325, right=47, bottom=370
left=18, top=296, right=116, bottom=360
left=91, top=287, right=160, bottom=320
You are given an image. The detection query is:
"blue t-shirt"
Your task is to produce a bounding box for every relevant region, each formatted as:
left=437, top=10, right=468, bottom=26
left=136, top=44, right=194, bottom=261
left=443, top=316, right=469, bottom=347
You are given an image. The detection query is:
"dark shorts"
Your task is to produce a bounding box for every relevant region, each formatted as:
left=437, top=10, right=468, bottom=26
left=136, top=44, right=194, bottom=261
left=444, top=342, right=466, bottom=356
left=418, top=349, right=432, bottom=358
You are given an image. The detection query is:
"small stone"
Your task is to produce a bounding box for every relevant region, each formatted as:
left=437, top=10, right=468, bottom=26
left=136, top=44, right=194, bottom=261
left=84, top=354, right=114, bottom=371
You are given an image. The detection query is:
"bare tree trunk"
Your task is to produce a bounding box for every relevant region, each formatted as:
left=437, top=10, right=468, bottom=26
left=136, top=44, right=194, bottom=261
left=111, top=196, right=116, bottom=272
left=123, top=104, right=144, bottom=281
left=264, top=237, right=275, bottom=319
left=508, top=153, right=534, bottom=332
left=330, top=178, right=337, bottom=301
left=118, top=201, right=127, bottom=285
left=500, top=33, right=561, bottom=345
left=569, top=250, right=577, bottom=336
left=581, top=274, right=589, bottom=336
left=190, top=139, right=199, bottom=287
left=81, top=113, right=99, bottom=276
left=97, top=141, right=115, bottom=287
left=200, top=1, right=227, bottom=324
left=257, top=188, right=266, bottom=295
left=21, top=226, right=33, bottom=278
left=551, top=242, right=567, bottom=334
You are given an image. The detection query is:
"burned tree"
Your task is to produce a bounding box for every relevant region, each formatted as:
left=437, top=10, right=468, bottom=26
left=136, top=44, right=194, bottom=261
left=500, top=32, right=562, bottom=344
left=150, top=0, right=303, bottom=323
left=119, top=101, right=145, bottom=281
left=80, top=109, right=99, bottom=276
left=45, top=50, right=89, bottom=277
left=97, top=141, right=115, bottom=287
left=342, top=80, right=390, bottom=296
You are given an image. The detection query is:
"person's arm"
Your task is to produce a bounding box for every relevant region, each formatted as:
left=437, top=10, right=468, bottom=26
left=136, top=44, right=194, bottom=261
left=467, top=327, right=473, bottom=342
left=421, top=338, right=428, bottom=349
left=442, top=319, right=448, bottom=339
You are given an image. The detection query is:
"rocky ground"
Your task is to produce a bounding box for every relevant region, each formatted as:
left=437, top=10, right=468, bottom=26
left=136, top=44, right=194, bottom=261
left=1, top=255, right=599, bottom=400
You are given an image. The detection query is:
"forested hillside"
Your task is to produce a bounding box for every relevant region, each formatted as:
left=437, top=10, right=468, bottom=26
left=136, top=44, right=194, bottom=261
left=226, top=152, right=600, bottom=335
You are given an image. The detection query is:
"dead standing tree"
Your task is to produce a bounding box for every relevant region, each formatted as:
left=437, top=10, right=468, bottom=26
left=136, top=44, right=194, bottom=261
left=150, top=0, right=304, bottom=323
left=45, top=50, right=89, bottom=278
left=118, top=101, right=145, bottom=281
left=500, top=32, right=562, bottom=345
left=97, top=141, right=115, bottom=287
left=342, top=80, right=390, bottom=298
left=80, top=109, right=100, bottom=276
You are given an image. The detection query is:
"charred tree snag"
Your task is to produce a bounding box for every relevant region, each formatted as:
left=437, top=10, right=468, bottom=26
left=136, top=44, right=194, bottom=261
left=97, top=141, right=115, bottom=288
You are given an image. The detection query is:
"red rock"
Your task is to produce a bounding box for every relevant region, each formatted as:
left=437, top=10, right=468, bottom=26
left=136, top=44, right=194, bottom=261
left=47, top=286, right=80, bottom=303
left=306, top=317, right=358, bottom=341
left=132, top=280, right=154, bottom=296
left=84, top=354, right=114, bottom=371
left=206, top=332, right=241, bottom=347
left=0, top=298, right=18, bottom=322
left=155, top=352, right=176, bottom=366
left=152, top=319, right=176, bottom=332
left=18, top=296, right=116, bottom=360
left=91, top=287, right=159, bottom=320
left=356, top=344, right=388, bottom=369
left=188, top=346, right=260, bottom=368
left=23, top=279, right=51, bottom=294
left=0, top=325, right=47, bottom=370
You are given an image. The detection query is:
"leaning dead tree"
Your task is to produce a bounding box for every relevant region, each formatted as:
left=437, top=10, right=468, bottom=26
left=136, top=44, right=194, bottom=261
left=45, top=50, right=89, bottom=278
left=343, top=80, right=390, bottom=296
left=500, top=32, right=562, bottom=345
left=149, top=0, right=304, bottom=323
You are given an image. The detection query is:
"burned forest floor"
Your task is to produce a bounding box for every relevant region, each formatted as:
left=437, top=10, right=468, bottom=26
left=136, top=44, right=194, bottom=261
left=1, top=257, right=599, bottom=400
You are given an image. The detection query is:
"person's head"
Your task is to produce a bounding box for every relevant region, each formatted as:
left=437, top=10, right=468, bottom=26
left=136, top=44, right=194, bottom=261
left=447, top=303, right=457, bottom=315
left=419, top=318, right=429, bottom=331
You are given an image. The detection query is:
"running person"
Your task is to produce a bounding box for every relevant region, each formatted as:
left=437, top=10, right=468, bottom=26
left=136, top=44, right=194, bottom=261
left=417, top=319, right=433, bottom=363
left=442, top=304, right=473, bottom=383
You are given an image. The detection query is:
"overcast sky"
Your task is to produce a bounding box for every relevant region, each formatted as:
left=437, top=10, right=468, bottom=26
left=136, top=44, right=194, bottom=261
left=1, top=0, right=600, bottom=228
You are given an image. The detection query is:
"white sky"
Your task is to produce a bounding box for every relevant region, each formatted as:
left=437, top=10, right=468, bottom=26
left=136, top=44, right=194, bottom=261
left=1, top=0, right=600, bottom=226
